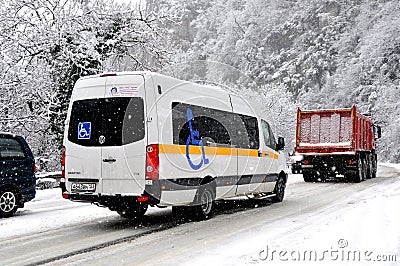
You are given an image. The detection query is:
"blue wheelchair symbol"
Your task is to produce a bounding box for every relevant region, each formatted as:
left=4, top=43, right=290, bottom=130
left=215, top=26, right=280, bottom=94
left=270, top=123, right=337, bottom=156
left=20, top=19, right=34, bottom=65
left=78, top=122, right=91, bottom=140
left=185, top=108, right=209, bottom=170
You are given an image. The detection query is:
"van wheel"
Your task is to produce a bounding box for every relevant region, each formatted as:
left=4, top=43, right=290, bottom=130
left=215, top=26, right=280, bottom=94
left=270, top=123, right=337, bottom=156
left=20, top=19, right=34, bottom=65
left=0, top=189, right=19, bottom=217
left=272, top=176, right=286, bottom=202
left=117, top=204, right=148, bottom=220
left=172, top=206, right=190, bottom=222
left=193, top=183, right=215, bottom=220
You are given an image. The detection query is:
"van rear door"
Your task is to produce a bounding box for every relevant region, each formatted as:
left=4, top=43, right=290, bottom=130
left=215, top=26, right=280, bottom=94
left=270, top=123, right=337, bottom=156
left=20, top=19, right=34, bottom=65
left=66, top=74, right=147, bottom=195
left=66, top=78, right=105, bottom=193
left=101, top=75, right=146, bottom=195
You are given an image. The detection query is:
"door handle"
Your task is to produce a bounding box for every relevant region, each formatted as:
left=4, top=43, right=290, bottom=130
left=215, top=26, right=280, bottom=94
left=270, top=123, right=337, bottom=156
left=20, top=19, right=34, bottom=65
left=103, top=158, right=116, bottom=163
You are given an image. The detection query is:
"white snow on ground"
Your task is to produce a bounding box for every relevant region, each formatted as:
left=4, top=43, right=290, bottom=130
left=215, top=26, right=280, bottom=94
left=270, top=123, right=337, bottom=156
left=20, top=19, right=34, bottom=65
left=0, top=189, right=162, bottom=240
left=1, top=164, right=399, bottom=266
left=0, top=190, right=114, bottom=239
left=186, top=165, right=400, bottom=266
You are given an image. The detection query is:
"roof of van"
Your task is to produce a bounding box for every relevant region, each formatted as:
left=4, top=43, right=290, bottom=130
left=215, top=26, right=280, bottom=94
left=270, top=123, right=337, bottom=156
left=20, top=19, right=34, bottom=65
left=78, top=71, right=262, bottom=116
left=77, top=71, right=150, bottom=80
left=79, top=71, right=228, bottom=92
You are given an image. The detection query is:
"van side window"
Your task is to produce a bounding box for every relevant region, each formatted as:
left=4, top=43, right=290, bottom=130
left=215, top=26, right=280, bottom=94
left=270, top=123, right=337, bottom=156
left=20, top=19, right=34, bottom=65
left=261, top=120, right=276, bottom=150
left=236, top=115, right=259, bottom=150
left=172, top=103, right=231, bottom=146
left=0, top=138, right=26, bottom=160
left=178, top=116, right=230, bottom=146
left=268, top=124, right=277, bottom=150
left=172, top=102, right=259, bottom=150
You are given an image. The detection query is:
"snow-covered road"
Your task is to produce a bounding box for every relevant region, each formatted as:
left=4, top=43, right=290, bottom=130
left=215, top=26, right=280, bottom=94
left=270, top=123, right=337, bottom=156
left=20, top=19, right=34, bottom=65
left=1, top=164, right=399, bottom=265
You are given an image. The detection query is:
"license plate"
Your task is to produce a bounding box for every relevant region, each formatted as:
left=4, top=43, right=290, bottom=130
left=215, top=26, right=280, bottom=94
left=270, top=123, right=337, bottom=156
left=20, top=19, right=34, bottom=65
left=71, top=182, right=96, bottom=192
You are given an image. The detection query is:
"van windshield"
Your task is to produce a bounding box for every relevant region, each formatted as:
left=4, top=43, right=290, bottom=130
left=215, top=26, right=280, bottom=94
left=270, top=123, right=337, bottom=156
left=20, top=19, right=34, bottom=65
left=68, top=97, right=145, bottom=146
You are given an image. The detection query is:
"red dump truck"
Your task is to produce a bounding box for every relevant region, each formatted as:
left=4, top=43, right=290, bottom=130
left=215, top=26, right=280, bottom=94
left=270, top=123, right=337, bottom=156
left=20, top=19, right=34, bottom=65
left=295, top=106, right=381, bottom=182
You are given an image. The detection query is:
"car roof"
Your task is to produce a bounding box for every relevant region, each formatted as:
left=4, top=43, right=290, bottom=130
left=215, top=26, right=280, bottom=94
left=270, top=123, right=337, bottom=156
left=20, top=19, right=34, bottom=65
left=0, top=132, right=20, bottom=137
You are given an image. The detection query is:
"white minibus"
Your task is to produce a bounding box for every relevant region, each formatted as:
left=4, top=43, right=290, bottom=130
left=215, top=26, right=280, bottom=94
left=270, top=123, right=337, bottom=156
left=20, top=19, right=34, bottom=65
left=61, top=72, right=288, bottom=220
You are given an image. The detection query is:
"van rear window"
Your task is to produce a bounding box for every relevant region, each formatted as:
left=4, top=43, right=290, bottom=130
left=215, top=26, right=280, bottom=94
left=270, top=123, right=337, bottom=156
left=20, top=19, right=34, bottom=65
left=0, top=138, right=26, bottom=160
left=68, top=97, right=145, bottom=146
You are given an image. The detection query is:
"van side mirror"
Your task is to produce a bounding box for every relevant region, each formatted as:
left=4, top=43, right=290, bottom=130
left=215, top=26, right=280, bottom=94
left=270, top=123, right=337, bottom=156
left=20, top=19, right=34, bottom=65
left=276, top=137, right=285, bottom=151
left=377, top=126, right=382, bottom=139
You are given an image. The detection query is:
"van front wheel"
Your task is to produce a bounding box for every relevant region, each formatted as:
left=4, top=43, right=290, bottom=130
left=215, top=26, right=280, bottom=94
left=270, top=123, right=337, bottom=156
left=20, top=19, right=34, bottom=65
left=272, top=175, right=286, bottom=202
left=193, top=183, right=215, bottom=220
left=0, top=189, right=18, bottom=217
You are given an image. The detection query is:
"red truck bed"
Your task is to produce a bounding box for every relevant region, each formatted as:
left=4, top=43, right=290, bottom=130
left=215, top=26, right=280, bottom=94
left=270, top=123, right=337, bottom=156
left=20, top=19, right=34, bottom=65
left=294, top=106, right=381, bottom=183
left=296, top=105, right=375, bottom=155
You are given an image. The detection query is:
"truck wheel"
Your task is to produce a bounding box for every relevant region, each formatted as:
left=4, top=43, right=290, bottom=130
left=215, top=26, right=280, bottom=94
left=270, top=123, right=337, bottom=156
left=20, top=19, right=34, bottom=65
left=365, top=154, right=372, bottom=179
left=0, top=189, right=19, bottom=218
left=272, top=175, right=286, bottom=202
left=354, top=157, right=366, bottom=183
left=303, top=172, right=316, bottom=182
left=117, top=204, right=148, bottom=220
left=372, top=153, right=377, bottom=178
left=344, top=172, right=353, bottom=182
left=193, top=183, right=215, bottom=220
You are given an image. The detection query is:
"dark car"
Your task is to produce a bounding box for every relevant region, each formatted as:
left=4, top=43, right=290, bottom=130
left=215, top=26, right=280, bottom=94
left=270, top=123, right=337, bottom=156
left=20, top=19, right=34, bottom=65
left=0, top=133, right=36, bottom=217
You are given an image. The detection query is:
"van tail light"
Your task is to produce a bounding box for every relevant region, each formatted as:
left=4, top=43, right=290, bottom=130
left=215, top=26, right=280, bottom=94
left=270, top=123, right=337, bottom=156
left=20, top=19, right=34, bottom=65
left=61, top=146, right=66, bottom=179
left=146, top=144, right=159, bottom=180
left=33, top=164, right=37, bottom=173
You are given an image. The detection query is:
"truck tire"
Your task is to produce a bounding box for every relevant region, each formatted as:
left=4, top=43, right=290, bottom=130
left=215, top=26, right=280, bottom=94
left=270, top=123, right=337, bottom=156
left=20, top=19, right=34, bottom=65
left=365, top=154, right=372, bottom=179
left=303, top=172, right=316, bottom=182
left=371, top=153, right=377, bottom=178
left=353, top=157, right=366, bottom=183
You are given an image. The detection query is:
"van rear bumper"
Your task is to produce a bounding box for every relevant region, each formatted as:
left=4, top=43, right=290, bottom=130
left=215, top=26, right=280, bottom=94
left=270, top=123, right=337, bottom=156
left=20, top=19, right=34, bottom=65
left=65, top=193, right=143, bottom=207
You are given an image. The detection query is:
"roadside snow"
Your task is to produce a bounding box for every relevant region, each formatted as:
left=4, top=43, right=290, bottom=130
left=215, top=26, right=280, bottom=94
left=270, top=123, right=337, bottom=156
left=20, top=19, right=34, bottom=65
left=186, top=165, right=400, bottom=266
left=0, top=189, right=115, bottom=239
left=0, top=189, right=165, bottom=240
left=1, top=165, right=399, bottom=266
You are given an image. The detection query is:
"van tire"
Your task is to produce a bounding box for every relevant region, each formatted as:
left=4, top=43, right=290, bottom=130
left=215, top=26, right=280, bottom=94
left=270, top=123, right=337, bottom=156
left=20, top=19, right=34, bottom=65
left=172, top=206, right=190, bottom=222
left=272, top=175, right=286, bottom=202
left=193, top=182, right=215, bottom=220
left=0, top=189, right=19, bottom=217
left=117, top=204, right=148, bottom=220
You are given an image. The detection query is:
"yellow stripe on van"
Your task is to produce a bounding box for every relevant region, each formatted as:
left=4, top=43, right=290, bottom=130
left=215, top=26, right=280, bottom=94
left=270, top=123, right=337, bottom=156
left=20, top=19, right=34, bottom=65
left=268, top=151, right=279, bottom=160
left=159, top=144, right=259, bottom=157
left=237, top=149, right=258, bottom=157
